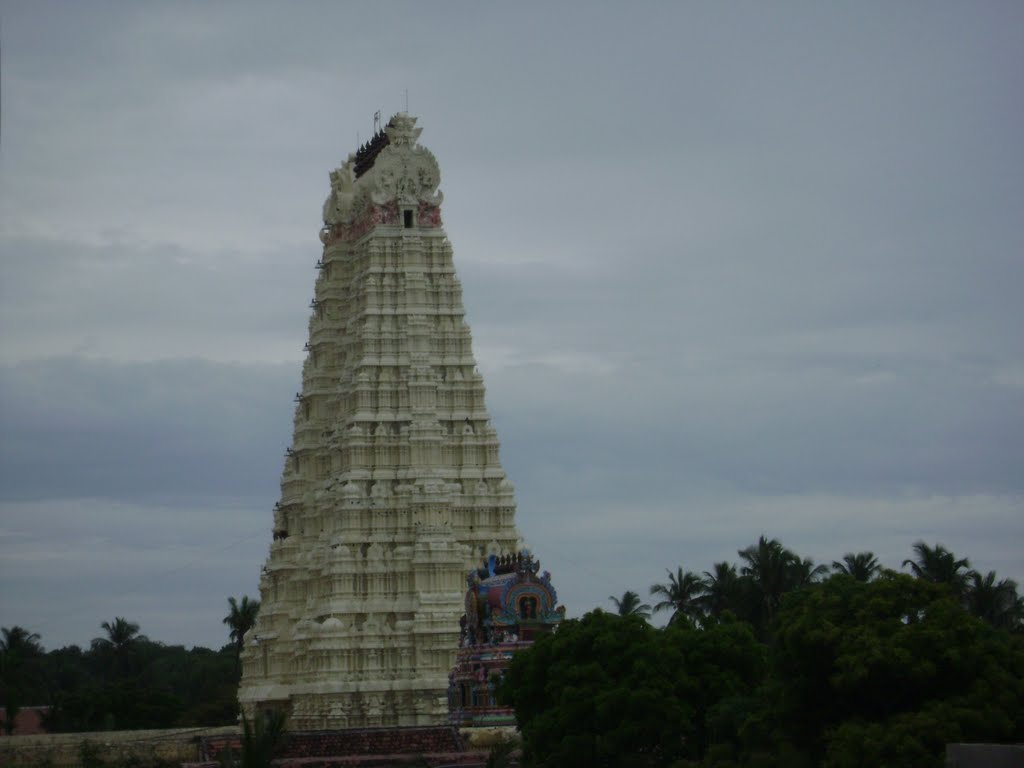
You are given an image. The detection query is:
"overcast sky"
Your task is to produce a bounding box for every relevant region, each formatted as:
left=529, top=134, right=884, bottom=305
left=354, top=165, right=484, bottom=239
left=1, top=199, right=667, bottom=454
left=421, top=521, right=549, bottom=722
left=1, top=1, right=1022, bottom=651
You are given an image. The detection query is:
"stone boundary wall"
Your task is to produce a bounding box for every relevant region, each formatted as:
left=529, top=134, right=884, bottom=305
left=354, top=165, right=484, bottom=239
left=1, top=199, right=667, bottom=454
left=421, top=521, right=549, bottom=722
left=201, top=727, right=462, bottom=762
left=945, top=743, right=1024, bottom=767
left=0, top=726, right=237, bottom=768
left=0, top=726, right=514, bottom=768
left=188, top=755, right=489, bottom=768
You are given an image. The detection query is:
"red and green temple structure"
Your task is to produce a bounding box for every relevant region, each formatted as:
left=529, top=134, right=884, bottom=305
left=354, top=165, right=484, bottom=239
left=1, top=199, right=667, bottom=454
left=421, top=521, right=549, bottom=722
left=448, top=550, right=564, bottom=727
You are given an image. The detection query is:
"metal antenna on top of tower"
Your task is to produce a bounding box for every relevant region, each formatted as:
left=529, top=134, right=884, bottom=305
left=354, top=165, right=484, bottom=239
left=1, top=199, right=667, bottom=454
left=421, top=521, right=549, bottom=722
left=404, top=89, right=409, bottom=113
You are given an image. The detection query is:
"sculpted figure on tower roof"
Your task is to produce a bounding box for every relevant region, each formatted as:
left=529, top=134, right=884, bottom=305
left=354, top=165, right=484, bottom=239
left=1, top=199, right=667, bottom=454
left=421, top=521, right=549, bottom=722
left=321, top=113, right=443, bottom=232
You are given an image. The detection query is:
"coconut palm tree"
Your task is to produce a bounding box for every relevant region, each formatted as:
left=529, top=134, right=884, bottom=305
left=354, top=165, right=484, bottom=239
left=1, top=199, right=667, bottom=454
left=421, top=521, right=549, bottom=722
left=224, top=596, right=261, bottom=658
left=700, top=562, right=747, bottom=622
left=738, top=536, right=824, bottom=635
left=0, top=627, right=43, bottom=658
left=1, top=627, right=43, bottom=735
left=902, top=542, right=971, bottom=597
left=649, top=567, right=705, bottom=626
left=96, top=617, right=141, bottom=652
left=608, top=590, right=651, bottom=620
left=964, top=571, right=1022, bottom=629
left=739, top=536, right=794, bottom=614
left=93, top=617, right=144, bottom=677
left=788, top=556, right=830, bottom=589
left=832, top=552, right=882, bottom=582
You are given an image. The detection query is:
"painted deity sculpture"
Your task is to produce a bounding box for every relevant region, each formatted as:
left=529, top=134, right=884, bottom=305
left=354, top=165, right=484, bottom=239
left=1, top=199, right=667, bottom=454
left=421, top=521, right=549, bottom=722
left=448, top=551, right=564, bottom=727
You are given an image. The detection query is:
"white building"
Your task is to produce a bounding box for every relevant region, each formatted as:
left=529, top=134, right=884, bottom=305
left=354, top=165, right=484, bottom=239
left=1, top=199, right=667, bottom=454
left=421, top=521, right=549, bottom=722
left=238, top=114, right=523, bottom=728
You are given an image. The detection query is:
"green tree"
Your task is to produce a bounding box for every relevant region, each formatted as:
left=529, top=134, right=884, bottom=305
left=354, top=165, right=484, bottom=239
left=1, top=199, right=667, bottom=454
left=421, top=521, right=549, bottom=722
left=93, top=617, right=145, bottom=679
left=788, top=556, right=829, bottom=589
left=224, top=596, right=261, bottom=662
left=1, top=627, right=43, bottom=658
left=236, top=710, right=287, bottom=768
left=765, top=573, right=1024, bottom=767
left=738, top=536, right=806, bottom=635
left=964, top=570, right=1021, bottom=630
left=484, top=739, right=518, bottom=768
left=902, top=541, right=971, bottom=597
left=831, top=552, right=882, bottom=582
left=608, top=591, right=651, bottom=620
left=501, top=610, right=685, bottom=767
left=700, top=561, right=747, bottom=623
left=500, top=610, right=764, bottom=767
left=95, top=618, right=142, bottom=652
left=1, top=627, right=44, bottom=734
left=649, top=567, right=705, bottom=626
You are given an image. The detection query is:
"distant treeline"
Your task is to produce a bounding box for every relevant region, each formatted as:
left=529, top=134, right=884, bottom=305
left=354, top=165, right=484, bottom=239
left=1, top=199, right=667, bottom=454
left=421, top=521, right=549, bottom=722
left=501, top=538, right=1024, bottom=768
left=0, top=598, right=259, bottom=733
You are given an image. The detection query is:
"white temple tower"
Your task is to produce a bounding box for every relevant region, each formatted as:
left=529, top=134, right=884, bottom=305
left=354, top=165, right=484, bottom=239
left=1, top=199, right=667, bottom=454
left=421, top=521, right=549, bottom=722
left=238, top=114, right=522, bottom=728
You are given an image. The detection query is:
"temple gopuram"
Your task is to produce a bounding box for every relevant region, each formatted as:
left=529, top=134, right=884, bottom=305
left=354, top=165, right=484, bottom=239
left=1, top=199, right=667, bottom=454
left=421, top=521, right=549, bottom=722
left=238, top=114, right=537, bottom=728
left=448, top=550, right=564, bottom=727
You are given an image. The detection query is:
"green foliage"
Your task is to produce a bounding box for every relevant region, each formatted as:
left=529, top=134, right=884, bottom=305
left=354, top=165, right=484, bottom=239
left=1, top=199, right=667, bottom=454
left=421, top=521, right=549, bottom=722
left=501, top=610, right=763, bottom=767
left=738, top=536, right=827, bottom=638
left=95, top=618, right=142, bottom=655
left=2, top=617, right=238, bottom=732
left=48, top=681, right=184, bottom=731
left=650, top=567, right=706, bottom=627
left=902, top=541, right=972, bottom=597
left=831, top=552, right=882, bottom=582
left=224, top=596, right=260, bottom=660
left=1, top=627, right=44, bottom=658
left=609, top=590, right=652, bottom=619
left=964, top=570, right=1022, bottom=629
left=502, top=539, right=1024, bottom=768
left=700, top=562, right=745, bottom=624
left=485, top=738, right=519, bottom=768
left=766, top=573, right=1024, bottom=766
left=1, top=626, right=46, bottom=734
left=237, top=711, right=287, bottom=768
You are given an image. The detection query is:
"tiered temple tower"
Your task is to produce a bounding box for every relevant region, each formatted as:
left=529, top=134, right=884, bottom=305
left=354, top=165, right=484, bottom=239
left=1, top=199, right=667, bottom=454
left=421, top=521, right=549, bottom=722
left=238, top=114, right=522, bottom=728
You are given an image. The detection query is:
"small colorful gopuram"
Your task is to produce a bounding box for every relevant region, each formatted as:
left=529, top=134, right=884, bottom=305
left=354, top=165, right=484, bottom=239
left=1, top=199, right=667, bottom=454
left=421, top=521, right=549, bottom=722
left=448, top=550, right=564, bottom=727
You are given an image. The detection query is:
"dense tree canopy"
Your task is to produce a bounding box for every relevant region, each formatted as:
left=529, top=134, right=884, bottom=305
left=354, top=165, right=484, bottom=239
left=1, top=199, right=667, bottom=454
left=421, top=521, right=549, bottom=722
left=0, top=599, right=261, bottom=733
left=764, top=574, right=1024, bottom=767
left=502, top=539, right=1023, bottom=768
left=1, top=536, right=1020, bottom=766
left=500, top=610, right=764, bottom=767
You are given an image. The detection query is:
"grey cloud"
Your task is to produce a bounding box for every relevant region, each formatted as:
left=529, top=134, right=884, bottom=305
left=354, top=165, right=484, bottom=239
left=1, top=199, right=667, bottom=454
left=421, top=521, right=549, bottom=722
left=491, top=354, right=1024, bottom=501
left=0, top=236, right=311, bottom=362
left=0, top=497, right=268, bottom=650
left=1, top=1, right=1022, bottom=648
left=0, top=357, right=297, bottom=501
left=532, top=493, right=1024, bottom=623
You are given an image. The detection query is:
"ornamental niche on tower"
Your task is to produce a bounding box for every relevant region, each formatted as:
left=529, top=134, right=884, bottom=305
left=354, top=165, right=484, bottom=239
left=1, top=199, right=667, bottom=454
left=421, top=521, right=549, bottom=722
left=238, top=114, right=523, bottom=728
